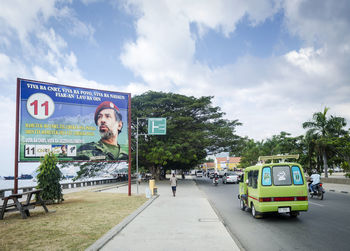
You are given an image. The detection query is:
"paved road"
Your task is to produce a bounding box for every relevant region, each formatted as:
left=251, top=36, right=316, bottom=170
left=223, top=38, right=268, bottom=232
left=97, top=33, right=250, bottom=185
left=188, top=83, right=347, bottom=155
left=195, top=177, right=350, bottom=251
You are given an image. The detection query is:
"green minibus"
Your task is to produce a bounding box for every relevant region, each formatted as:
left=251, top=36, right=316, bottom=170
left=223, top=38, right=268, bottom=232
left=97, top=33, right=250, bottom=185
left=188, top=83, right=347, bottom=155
left=238, top=156, right=308, bottom=218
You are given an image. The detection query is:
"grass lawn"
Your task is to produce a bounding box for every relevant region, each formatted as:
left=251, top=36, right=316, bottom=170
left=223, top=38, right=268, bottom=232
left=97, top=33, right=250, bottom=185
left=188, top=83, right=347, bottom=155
left=0, top=191, right=148, bottom=251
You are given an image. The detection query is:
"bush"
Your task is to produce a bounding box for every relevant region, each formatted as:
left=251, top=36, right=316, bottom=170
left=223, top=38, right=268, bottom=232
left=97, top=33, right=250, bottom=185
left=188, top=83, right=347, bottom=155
left=36, top=152, right=63, bottom=203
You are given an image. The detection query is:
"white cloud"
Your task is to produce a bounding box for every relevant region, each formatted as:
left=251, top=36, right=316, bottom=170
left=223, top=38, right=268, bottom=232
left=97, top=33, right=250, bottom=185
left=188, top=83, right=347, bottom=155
left=283, top=0, right=350, bottom=48
left=121, top=0, right=350, bottom=140
left=81, top=0, right=102, bottom=5
left=285, top=47, right=327, bottom=75
left=37, top=28, right=68, bottom=56
left=121, top=0, right=281, bottom=90
left=126, top=82, right=152, bottom=96
left=0, top=0, right=58, bottom=41
left=0, top=53, right=12, bottom=80
left=0, top=53, right=28, bottom=83
left=0, top=0, right=106, bottom=176
left=57, top=5, right=96, bottom=42
left=0, top=96, right=16, bottom=175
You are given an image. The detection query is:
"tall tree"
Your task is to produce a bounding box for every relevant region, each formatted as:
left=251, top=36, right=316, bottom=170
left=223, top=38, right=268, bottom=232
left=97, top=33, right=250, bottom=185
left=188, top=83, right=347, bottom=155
left=238, top=139, right=263, bottom=168
left=132, top=91, right=241, bottom=179
left=238, top=132, right=303, bottom=168
left=302, top=107, right=347, bottom=177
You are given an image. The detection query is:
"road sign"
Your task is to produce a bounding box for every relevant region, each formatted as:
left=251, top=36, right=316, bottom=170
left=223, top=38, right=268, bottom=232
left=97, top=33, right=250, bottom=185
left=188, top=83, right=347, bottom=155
left=148, top=118, right=166, bottom=135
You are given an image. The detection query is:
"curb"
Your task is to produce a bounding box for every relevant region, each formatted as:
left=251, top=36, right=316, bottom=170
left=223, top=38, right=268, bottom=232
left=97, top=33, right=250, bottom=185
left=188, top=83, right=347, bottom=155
left=327, top=189, right=349, bottom=194
left=85, top=194, right=159, bottom=251
left=207, top=197, right=245, bottom=251
left=194, top=179, right=244, bottom=251
left=92, top=182, right=129, bottom=192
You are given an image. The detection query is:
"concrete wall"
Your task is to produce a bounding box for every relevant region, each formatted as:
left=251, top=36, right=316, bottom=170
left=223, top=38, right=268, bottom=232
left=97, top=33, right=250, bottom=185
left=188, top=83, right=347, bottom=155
left=321, top=177, right=350, bottom=185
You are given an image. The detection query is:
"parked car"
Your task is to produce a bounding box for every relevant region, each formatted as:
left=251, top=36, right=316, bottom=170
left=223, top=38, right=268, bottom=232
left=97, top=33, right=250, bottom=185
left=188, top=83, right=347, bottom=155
left=222, top=172, right=239, bottom=184
left=219, top=169, right=228, bottom=178
left=196, top=171, right=203, bottom=177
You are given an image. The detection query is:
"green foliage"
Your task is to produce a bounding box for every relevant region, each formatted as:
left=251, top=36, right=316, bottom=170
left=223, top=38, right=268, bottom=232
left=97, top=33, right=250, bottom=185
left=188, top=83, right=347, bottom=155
left=302, top=107, right=348, bottom=177
left=132, top=91, right=241, bottom=179
left=238, top=132, right=304, bottom=168
left=342, top=160, right=350, bottom=172
left=36, top=152, right=63, bottom=203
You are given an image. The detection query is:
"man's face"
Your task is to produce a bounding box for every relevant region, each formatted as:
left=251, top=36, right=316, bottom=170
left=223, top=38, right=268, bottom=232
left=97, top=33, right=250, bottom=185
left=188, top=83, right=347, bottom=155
left=97, top=109, right=122, bottom=140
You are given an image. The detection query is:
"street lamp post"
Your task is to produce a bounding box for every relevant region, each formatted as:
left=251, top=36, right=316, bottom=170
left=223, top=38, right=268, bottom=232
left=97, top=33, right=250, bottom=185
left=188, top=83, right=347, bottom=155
left=136, top=118, right=147, bottom=194
left=136, top=117, right=166, bottom=194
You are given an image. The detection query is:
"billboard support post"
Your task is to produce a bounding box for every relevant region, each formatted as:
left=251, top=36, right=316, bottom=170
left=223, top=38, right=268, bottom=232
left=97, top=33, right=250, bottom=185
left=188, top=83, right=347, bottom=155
left=128, top=94, right=132, bottom=196
left=14, top=79, right=21, bottom=194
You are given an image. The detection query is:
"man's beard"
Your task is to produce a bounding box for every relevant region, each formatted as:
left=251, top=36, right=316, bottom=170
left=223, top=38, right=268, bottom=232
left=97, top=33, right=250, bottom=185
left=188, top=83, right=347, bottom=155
left=99, top=125, right=116, bottom=140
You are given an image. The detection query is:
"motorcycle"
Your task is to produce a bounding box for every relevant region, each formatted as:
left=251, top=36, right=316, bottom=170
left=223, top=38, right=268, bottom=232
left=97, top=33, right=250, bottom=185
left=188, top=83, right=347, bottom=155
left=213, top=177, right=219, bottom=186
left=309, top=182, right=325, bottom=200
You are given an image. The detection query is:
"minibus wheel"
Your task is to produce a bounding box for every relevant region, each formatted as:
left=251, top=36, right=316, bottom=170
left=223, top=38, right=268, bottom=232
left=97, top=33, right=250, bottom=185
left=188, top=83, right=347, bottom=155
left=251, top=203, right=261, bottom=219
left=239, top=198, right=246, bottom=211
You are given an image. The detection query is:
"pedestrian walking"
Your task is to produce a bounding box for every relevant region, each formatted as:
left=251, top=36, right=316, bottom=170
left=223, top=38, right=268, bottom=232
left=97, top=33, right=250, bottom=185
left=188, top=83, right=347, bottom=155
left=170, top=173, right=177, bottom=197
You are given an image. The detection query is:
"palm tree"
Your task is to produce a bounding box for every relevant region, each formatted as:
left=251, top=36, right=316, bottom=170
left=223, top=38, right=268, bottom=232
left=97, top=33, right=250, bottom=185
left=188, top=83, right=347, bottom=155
left=303, top=107, right=347, bottom=177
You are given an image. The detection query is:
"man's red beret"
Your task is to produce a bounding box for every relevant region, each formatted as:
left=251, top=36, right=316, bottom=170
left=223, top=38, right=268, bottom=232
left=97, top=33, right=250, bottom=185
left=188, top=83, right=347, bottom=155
left=94, top=101, right=122, bottom=125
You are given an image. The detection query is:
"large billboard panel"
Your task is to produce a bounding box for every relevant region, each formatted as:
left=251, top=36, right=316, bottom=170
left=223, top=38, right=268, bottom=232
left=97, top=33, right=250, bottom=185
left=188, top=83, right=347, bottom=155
left=18, top=78, right=130, bottom=162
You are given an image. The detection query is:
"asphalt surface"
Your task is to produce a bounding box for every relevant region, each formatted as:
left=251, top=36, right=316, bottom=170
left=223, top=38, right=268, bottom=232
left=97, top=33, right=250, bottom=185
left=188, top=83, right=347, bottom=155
left=195, top=176, right=350, bottom=251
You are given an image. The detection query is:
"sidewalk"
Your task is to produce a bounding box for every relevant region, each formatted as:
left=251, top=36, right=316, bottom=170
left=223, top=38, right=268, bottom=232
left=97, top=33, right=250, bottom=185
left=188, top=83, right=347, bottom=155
left=92, top=179, right=240, bottom=251
left=322, top=183, right=350, bottom=194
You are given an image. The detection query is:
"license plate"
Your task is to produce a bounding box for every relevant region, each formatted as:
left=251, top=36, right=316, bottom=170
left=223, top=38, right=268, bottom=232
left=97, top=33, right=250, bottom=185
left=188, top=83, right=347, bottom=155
left=278, top=207, right=290, bottom=213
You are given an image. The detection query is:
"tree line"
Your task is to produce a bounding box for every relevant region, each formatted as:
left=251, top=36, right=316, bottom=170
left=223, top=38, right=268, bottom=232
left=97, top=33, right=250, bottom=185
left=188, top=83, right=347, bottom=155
left=237, top=107, right=350, bottom=177
left=73, top=91, right=350, bottom=179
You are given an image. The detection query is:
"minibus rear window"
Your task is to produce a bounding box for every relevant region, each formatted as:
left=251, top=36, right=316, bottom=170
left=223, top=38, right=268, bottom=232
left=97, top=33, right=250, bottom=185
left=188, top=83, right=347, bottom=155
left=252, top=170, right=259, bottom=188
left=262, top=167, right=272, bottom=186
left=292, top=166, right=304, bottom=185
left=248, top=171, right=253, bottom=187
left=272, top=166, right=292, bottom=186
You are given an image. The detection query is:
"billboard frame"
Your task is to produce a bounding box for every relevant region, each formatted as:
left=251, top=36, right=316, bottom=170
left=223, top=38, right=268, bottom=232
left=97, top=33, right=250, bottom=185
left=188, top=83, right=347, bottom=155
left=14, top=78, right=132, bottom=195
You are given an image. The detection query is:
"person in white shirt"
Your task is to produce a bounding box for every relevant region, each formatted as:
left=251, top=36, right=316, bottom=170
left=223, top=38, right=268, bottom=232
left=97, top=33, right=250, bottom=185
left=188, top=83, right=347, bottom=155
left=170, top=173, right=177, bottom=197
left=309, top=172, right=321, bottom=194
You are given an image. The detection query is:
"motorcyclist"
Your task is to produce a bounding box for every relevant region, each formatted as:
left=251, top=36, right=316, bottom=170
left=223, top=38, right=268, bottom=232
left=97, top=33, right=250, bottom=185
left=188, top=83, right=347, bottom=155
left=213, top=172, right=219, bottom=185
left=308, top=170, right=321, bottom=194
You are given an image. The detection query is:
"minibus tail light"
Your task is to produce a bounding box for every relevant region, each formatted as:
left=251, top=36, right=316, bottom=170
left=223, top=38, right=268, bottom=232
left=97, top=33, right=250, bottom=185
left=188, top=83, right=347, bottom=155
left=274, top=197, right=294, bottom=201
left=296, top=196, right=308, bottom=201
left=259, top=197, right=272, bottom=202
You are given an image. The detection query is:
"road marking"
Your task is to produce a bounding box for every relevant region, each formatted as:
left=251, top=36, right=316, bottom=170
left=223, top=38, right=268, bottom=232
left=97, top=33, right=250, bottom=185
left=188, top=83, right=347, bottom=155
left=309, top=201, right=324, bottom=207
left=198, top=218, right=220, bottom=222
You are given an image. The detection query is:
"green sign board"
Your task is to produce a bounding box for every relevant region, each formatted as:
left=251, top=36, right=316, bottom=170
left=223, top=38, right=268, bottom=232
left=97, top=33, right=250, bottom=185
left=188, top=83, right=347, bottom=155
left=148, top=118, right=166, bottom=135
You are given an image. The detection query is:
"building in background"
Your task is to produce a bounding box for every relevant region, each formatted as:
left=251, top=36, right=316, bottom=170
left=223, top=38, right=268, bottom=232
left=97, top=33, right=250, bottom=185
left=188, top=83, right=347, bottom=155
left=215, top=156, right=241, bottom=171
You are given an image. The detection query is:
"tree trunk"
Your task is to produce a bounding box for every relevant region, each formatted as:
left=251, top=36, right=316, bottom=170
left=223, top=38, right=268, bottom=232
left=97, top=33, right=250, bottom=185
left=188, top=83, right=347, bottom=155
left=322, top=149, right=329, bottom=178
left=308, top=156, right=312, bottom=176
left=150, top=166, right=161, bottom=181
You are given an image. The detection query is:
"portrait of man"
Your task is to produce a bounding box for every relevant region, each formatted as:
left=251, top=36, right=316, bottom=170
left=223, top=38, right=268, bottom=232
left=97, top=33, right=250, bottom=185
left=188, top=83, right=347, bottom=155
left=60, top=145, right=67, bottom=156
left=76, top=101, right=128, bottom=161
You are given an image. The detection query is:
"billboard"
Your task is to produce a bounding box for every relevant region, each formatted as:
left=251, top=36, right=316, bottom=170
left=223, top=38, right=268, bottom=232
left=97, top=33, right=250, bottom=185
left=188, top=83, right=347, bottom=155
left=17, top=78, right=131, bottom=162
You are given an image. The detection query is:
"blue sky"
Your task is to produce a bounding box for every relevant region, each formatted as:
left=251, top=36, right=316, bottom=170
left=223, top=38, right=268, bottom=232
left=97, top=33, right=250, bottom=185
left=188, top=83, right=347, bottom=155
left=1, top=0, right=350, bottom=175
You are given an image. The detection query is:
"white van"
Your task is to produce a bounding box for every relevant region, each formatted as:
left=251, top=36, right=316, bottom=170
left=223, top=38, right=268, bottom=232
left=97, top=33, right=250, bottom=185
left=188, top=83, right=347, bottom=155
left=196, top=171, right=203, bottom=177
